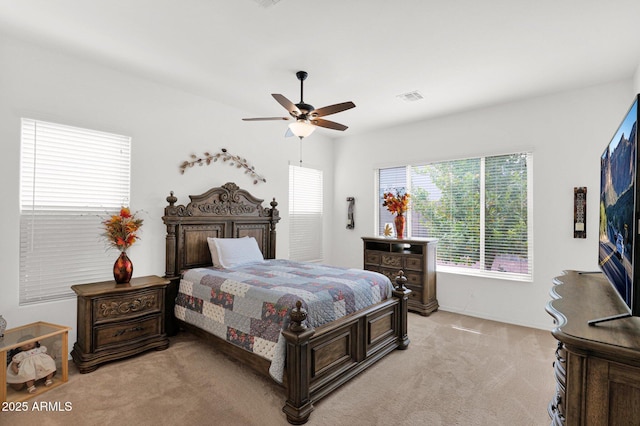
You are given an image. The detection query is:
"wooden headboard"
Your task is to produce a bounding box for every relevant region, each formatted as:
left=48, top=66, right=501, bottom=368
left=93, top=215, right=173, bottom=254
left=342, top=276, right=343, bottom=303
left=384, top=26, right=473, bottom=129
left=162, top=182, right=280, bottom=281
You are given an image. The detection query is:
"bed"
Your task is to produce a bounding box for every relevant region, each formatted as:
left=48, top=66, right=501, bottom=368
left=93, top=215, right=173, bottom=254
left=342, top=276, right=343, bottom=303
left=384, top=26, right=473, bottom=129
left=162, top=182, right=410, bottom=424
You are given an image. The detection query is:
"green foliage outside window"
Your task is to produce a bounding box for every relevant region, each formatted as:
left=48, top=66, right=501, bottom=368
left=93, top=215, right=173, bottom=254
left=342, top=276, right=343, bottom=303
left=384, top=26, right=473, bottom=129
left=384, top=152, right=530, bottom=277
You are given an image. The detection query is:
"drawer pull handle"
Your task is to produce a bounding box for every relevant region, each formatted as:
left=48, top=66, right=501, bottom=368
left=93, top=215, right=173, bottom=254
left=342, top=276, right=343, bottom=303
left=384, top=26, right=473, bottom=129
left=113, top=326, right=144, bottom=337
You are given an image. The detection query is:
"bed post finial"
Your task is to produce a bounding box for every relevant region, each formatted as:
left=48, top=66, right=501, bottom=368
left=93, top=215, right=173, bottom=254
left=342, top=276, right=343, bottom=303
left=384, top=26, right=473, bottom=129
left=289, top=301, right=307, bottom=332
left=394, top=270, right=408, bottom=291
left=167, top=191, right=177, bottom=206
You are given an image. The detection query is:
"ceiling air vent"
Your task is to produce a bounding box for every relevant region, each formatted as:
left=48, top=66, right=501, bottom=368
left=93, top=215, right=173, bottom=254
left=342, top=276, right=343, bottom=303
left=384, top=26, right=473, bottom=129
left=396, top=91, right=424, bottom=102
left=253, top=0, right=282, bottom=7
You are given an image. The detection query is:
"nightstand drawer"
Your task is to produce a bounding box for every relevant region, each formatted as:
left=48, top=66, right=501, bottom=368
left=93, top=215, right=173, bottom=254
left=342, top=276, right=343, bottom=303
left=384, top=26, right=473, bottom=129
left=93, top=289, right=162, bottom=324
left=94, top=315, right=161, bottom=350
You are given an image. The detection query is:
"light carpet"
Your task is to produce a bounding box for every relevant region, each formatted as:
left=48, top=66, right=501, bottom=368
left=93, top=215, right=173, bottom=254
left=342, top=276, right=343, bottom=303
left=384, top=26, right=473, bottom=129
left=2, top=311, right=556, bottom=425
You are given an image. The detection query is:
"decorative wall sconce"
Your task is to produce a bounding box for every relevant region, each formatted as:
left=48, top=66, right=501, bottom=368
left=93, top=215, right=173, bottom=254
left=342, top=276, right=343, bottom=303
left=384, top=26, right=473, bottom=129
left=346, top=197, right=355, bottom=229
left=574, top=187, right=586, bottom=238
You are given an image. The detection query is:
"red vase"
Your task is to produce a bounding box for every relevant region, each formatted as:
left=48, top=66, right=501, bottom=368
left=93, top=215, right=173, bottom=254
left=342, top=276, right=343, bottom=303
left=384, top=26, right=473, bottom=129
left=113, top=251, right=133, bottom=284
left=394, top=214, right=405, bottom=239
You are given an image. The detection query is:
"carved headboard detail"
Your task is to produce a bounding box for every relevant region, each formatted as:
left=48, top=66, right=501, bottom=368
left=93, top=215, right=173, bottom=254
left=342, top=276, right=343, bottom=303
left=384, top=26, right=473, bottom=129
left=162, top=182, right=280, bottom=280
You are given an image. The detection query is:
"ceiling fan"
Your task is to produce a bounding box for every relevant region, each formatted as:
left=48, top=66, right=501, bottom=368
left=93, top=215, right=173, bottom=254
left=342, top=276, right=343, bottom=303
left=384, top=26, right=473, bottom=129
left=242, top=71, right=356, bottom=139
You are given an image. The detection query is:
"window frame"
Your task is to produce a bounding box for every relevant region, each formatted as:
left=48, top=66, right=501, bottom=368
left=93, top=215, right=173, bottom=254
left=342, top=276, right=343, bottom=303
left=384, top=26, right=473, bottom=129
left=19, top=118, right=132, bottom=305
left=376, top=152, right=533, bottom=282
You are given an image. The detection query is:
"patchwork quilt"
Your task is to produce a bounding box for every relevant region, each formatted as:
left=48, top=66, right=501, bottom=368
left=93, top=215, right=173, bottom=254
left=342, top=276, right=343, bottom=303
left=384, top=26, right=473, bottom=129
left=175, top=259, right=394, bottom=383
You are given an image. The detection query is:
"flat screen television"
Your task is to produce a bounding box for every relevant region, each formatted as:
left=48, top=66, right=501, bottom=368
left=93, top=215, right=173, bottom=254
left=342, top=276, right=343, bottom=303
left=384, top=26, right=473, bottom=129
left=595, top=94, right=640, bottom=325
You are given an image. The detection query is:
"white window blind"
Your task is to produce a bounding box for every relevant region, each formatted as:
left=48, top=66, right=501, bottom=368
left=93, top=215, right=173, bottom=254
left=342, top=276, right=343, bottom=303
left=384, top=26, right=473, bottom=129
left=20, top=118, right=132, bottom=304
left=377, top=152, right=532, bottom=281
left=289, top=165, right=323, bottom=262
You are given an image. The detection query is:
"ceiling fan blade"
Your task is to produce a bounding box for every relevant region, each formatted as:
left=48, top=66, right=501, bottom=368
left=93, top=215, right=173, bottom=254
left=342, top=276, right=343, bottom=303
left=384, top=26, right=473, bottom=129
left=272, top=94, right=301, bottom=117
left=310, top=101, right=355, bottom=118
left=242, top=117, right=290, bottom=121
left=311, top=118, right=349, bottom=131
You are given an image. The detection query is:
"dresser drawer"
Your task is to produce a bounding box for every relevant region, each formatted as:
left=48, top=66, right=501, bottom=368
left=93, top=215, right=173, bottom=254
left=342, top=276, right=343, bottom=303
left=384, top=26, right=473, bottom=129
left=404, top=271, right=422, bottom=286
left=93, top=289, right=162, bottom=324
left=365, top=251, right=381, bottom=265
left=94, top=315, right=162, bottom=350
left=404, top=255, right=423, bottom=271
left=407, top=288, right=422, bottom=302
left=379, top=268, right=403, bottom=283
left=380, top=254, right=403, bottom=269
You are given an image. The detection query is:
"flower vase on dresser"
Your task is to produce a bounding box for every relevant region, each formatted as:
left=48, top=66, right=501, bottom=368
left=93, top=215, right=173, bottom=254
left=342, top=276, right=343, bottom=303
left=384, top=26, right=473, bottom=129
left=394, top=214, right=406, bottom=239
left=102, top=207, right=143, bottom=284
left=382, top=189, right=410, bottom=239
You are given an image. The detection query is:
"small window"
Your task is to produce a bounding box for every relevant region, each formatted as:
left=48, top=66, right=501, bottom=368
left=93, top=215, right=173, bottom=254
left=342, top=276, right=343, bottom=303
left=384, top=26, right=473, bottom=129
left=19, top=119, right=132, bottom=304
left=288, top=165, right=323, bottom=262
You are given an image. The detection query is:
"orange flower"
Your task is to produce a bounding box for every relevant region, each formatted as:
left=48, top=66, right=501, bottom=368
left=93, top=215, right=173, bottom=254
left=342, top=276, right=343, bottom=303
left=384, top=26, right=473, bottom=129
left=382, top=190, right=410, bottom=215
left=102, top=207, right=143, bottom=252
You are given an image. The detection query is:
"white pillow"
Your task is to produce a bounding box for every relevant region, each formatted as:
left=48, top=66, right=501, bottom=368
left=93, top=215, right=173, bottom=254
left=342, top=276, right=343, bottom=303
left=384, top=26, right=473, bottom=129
left=207, top=237, right=222, bottom=267
left=207, top=236, right=255, bottom=267
left=212, top=237, right=265, bottom=268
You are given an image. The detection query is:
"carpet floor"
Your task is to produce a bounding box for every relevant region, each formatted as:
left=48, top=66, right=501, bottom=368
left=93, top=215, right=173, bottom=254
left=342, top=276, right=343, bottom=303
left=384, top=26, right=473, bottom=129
left=2, top=311, right=556, bottom=426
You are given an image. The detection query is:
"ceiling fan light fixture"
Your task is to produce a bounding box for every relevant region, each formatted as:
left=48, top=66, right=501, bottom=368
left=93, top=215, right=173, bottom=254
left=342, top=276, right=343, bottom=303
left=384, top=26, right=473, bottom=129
left=289, top=119, right=315, bottom=139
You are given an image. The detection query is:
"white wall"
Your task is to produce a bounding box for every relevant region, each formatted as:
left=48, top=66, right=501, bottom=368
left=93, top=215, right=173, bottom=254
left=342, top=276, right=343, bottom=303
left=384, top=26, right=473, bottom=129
left=1, top=34, right=636, bottom=343
left=0, top=35, right=335, bottom=345
left=331, top=81, right=635, bottom=329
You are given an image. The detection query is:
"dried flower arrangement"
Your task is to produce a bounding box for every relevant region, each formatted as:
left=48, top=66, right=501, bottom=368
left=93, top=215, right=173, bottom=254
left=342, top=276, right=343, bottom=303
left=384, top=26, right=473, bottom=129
left=180, top=148, right=266, bottom=184
left=382, top=189, right=410, bottom=215
left=102, top=207, right=143, bottom=252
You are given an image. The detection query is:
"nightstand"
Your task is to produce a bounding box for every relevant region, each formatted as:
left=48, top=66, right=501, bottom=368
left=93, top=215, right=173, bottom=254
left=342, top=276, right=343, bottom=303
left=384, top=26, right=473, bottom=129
left=70, top=275, right=170, bottom=373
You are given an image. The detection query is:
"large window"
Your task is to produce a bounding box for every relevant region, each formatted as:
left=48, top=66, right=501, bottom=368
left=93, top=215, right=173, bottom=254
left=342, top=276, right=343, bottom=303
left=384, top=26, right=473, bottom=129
left=20, top=119, right=131, bottom=304
left=288, top=165, right=323, bottom=262
left=377, top=152, right=532, bottom=281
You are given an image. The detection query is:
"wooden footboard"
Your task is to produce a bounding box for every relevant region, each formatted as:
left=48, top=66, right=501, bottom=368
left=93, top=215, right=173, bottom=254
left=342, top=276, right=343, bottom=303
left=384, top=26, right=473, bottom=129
left=174, top=273, right=410, bottom=425
left=281, top=273, right=410, bottom=425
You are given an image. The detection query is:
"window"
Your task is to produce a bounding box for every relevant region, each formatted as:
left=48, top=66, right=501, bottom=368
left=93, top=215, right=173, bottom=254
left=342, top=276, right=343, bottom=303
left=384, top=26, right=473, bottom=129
left=20, top=119, right=131, bottom=304
left=288, top=165, right=323, bottom=262
left=377, top=152, right=532, bottom=281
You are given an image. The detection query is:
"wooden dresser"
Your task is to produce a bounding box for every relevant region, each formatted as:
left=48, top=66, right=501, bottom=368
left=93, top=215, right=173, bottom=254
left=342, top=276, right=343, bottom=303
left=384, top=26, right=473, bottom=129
left=71, top=275, right=170, bottom=373
left=547, top=271, right=640, bottom=425
left=362, top=237, right=438, bottom=315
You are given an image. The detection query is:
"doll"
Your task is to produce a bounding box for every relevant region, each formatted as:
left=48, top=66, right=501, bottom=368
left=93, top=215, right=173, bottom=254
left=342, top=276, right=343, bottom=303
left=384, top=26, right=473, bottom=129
left=6, top=335, right=56, bottom=394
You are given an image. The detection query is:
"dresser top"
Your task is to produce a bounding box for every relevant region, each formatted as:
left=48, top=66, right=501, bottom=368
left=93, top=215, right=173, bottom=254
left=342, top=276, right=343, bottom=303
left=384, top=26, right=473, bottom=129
left=71, top=275, right=169, bottom=297
left=362, top=236, right=438, bottom=243
left=547, top=270, right=640, bottom=360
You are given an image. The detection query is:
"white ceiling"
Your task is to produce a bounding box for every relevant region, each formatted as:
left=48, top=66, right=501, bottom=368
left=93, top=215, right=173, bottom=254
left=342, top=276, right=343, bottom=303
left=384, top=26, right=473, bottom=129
left=1, top=0, right=640, bottom=138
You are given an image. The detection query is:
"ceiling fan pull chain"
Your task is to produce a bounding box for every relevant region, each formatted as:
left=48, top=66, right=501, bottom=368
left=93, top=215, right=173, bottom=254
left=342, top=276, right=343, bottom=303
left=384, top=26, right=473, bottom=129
left=299, top=139, right=303, bottom=166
